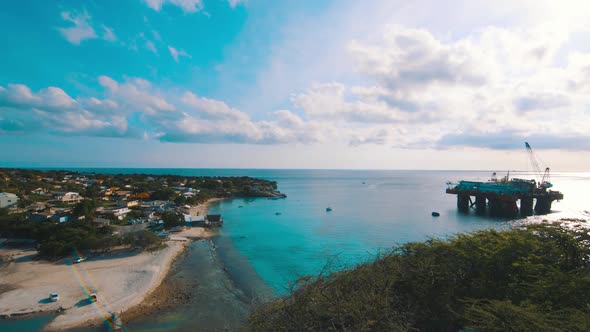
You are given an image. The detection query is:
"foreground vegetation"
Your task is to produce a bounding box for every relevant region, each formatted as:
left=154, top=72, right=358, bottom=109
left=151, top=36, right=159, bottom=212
left=246, top=224, right=590, bottom=331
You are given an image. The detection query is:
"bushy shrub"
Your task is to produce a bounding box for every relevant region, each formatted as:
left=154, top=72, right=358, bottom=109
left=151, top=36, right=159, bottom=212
left=246, top=225, right=590, bottom=332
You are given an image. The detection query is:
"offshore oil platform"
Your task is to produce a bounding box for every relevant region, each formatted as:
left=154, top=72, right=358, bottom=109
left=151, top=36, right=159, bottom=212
left=446, top=142, right=564, bottom=218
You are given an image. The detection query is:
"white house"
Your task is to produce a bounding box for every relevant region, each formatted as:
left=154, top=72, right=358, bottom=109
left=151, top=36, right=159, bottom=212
left=0, top=192, right=19, bottom=208
left=53, top=192, right=83, bottom=204
left=99, top=207, right=131, bottom=220
left=31, top=188, right=46, bottom=195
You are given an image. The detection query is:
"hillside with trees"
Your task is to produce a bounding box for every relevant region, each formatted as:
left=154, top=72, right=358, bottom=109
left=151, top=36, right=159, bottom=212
left=246, top=224, right=590, bottom=331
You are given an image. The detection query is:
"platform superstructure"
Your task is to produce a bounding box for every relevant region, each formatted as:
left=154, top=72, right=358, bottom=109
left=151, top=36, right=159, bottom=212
left=445, top=143, right=564, bottom=217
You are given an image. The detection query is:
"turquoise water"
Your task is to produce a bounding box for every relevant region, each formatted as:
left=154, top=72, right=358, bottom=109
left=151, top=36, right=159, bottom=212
left=207, top=170, right=510, bottom=294
left=2, top=169, right=587, bottom=331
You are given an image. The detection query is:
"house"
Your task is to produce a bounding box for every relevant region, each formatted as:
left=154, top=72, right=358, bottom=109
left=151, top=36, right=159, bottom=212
left=53, top=192, right=83, bottom=204
left=29, top=207, right=68, bottom=222
left=127, top=200, right=139, bottom=207
left=0, top=192, right=19, bottom=208
left=205, top=214, right=223, bottom=227
left=115, top=191, right=131, bottom=199
left=133, top=192, right=151, bottom=200
left=27, top=202, right=47, bottom=212
left=184, top=214, right=204, bottom=226
left=118, top=200, right=139, bottom=208
left=98, top=207, right=131, bottom=220
left=31, top=188, right=46, bottom=195
left=50, top=214, right=69, bottom=223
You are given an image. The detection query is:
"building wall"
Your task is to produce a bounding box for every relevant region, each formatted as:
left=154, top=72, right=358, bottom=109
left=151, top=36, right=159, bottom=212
left=0, top=194, right=19, bottom=208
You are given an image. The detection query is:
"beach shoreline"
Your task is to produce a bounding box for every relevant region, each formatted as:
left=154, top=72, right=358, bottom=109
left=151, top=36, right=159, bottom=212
left=0, top=198, right=223, bottom=331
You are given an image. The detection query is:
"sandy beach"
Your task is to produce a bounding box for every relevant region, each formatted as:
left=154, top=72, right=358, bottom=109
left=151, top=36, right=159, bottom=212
left=0, top=198, right=221, bottom=331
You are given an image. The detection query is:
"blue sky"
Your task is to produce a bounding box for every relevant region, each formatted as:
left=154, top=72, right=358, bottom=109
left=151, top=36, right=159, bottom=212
left=1, top=0, right=590, bottom=170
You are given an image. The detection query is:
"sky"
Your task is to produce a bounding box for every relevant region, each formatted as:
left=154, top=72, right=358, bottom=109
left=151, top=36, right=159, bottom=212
left=1, top=0, right=590, bottom=170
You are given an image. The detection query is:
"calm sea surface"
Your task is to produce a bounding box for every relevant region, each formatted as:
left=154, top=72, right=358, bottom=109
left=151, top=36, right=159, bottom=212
left=2, top=169, right=589, bottom=331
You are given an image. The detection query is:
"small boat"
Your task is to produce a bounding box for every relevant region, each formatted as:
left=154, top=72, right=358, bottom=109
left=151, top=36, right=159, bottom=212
left=431, top=212, right=440, bottom=217
left=326, top=207, right=333, bottom=212
left=275, top=212, right=282, bottom=216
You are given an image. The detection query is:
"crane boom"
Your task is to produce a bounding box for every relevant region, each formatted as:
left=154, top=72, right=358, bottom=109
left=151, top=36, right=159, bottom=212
left=525, top=142, right=552, bottom=189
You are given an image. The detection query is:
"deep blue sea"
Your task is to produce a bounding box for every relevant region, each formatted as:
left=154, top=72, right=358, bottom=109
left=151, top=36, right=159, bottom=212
left=2, top=169, right=589, bottom=332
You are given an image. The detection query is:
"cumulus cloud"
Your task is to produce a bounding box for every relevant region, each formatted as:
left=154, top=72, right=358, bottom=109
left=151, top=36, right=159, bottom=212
left=348, top=26, right=489, bottom=88
left=98, top=76, right=175, bottom=114
left=157, top=93, right=322, bottom=144
left=168, top=46, right=191, bottom=62
left=144, top=0, right=203, bottom=13
left=0, top=83, right=137, bottom=138
left=58, top=11, right=116, bottom=45
left=5, top=20, right=590, bottom=150
left=0, top=77, right=323, bottom=145
left=284, top=24, right=590, bottom=149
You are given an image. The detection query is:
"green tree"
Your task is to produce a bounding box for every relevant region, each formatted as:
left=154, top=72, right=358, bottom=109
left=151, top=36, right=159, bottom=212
left=73, top=199, right=97, bottom=220
left=85, top=183, right=101, bottom=198
left=161, top=211, right=184, bottom=229
left=174, top=195, right=187, bottom=206
left=123, top=230, right=162, bottom=249
left=151, top=188, right=175, bottom=201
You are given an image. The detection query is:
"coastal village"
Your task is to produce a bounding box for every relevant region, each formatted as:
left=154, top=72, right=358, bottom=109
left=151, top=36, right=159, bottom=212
left=0, top=168, right=284, bottom=231
left=0, top=168, right=286, bottom=330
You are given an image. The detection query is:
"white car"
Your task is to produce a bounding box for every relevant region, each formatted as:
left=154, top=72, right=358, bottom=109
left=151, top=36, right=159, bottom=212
left=74, top=256, right=87, bottom=264
left=50, top=293, right=59, bottom=302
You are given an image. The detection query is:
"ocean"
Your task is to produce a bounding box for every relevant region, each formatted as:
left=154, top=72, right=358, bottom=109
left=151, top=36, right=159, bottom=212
left=2, top=169, right=589, bottom=332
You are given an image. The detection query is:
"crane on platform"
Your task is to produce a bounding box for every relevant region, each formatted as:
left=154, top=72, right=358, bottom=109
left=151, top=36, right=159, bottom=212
left=525, top=142, right=552, bottom=190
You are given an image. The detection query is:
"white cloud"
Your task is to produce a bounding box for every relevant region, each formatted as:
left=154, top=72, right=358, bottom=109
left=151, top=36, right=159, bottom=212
left=0, top=83, right=136, bottom=138
left=58, top=11, right=97, bottom=45
left=168, top=46, right=191, bottom=62
left=0, top=76, right=325, bottom=144
left=101, top=25, right=117, bottom=42
left=98, top=76, right=175, bottom=114
left=6, top=8, right=590, bottom=154
left=58, top=11, right=117, bottom=45
left=348, top=26, right=489, bottom=88
left=146, top=40, right=158, bottom=54
left=283, top=23, right=590, bottom=149
left=144, top=0, right=203, bottom=13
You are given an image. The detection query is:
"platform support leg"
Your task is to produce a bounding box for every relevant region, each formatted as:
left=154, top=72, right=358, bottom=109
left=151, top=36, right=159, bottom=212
left=457, top=194, right=470, bottom=213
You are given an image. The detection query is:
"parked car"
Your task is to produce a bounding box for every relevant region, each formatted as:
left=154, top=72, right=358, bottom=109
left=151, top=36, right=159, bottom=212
left=74, top=256, right=87, bottom=264
left=89, top=293, right=98, bottom=303
left=50, top=293, right=59, bottom=302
